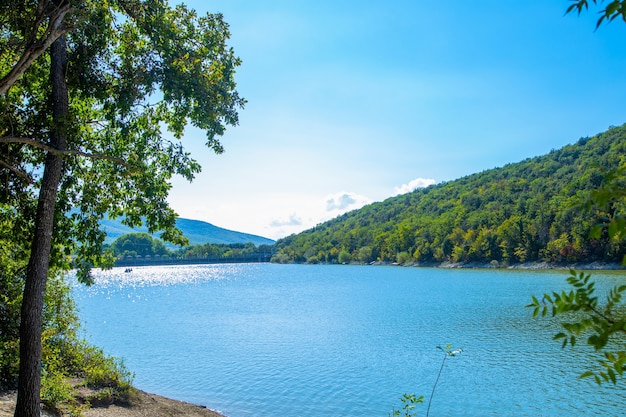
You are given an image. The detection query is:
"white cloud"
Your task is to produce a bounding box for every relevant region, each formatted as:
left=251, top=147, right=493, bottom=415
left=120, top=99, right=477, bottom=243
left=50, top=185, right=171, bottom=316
left=326, top=193, right=355, bottom=211
left=270, top=213, right=303, bottom=228
left=393, top=178, right=436, bottom=195
left=325, top=192, right=371, bottom=213
left=259, top=192, right=372, bottom=239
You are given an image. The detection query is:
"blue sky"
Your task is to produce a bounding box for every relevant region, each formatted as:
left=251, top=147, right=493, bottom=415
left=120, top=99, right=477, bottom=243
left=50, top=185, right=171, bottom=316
left=167, top=1, right=626, bottom=240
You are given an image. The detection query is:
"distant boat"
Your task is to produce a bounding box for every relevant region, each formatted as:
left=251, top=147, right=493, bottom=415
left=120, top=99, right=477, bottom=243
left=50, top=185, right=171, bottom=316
left=124, top=268, right=133, bottom=273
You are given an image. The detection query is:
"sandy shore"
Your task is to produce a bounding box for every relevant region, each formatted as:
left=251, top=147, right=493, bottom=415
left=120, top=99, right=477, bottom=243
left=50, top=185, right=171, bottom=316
left=0, top=389, right=226, bottom=417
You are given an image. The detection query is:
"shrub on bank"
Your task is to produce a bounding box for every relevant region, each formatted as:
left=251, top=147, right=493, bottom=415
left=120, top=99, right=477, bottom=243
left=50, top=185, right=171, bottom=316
left=1, top=271, right=134, bottom=414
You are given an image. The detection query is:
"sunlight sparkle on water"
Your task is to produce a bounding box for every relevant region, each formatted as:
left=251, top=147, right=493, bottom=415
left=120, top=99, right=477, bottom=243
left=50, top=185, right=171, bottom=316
left=73, top=264, right=247, bottom=294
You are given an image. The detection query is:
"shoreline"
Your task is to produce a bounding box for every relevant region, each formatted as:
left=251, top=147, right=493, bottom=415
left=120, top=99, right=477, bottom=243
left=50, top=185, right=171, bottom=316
left=366, top=260, right=626, bottom=270
left=0, top=389, right=227, bottom=417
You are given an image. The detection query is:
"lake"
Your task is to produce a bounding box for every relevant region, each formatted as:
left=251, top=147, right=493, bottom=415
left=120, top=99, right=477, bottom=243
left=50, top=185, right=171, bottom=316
left=72, top=264, right=626, bottom=417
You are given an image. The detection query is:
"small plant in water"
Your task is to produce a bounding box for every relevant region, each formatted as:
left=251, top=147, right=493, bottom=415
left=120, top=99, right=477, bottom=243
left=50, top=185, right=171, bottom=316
left=389, top=344, right=463, bottom=417
left=388, top=393, right=424, bottom=417
left=426, top=344, right=463, bottom=417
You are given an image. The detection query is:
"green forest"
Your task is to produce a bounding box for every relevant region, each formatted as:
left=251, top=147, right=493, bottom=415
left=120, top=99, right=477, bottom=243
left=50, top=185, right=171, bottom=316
left=107, top=232, right=274, bottom=263
left=272, top=124, right=626, bottom=266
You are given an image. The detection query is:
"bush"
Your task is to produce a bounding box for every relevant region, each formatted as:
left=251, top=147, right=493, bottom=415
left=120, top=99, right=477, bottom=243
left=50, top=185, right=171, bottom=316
left=2, top=269, right=134, bottom=412
left=41, top=371, right=75, bottom=412
left=306, top=255, right=319, bottom=264
left=338, top=250, right=351, bottom=264
left=396, top=252, right=412, bottom=265
left=0, top=261, right=24, bottom=389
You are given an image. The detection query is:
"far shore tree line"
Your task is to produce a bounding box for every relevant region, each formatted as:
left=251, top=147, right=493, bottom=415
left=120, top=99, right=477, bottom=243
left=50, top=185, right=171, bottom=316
left=107, top=232, right=274, bottom=263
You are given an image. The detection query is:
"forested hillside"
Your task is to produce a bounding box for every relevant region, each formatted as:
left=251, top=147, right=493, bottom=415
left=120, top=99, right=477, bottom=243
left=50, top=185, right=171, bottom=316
left=273, top=125, right=626, bottom=265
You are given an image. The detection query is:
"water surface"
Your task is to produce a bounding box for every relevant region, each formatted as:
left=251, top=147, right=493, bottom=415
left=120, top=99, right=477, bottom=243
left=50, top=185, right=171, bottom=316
left=72, top=264, right=626, bottom=416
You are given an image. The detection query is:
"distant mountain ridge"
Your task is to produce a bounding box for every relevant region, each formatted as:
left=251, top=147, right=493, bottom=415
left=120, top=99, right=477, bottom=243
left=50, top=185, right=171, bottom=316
left=101, top=217, right=275, bottom=247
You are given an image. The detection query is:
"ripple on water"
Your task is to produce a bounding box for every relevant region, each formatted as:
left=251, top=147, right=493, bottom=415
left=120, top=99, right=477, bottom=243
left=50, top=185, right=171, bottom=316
left=70, top=265, right=626, bottom=417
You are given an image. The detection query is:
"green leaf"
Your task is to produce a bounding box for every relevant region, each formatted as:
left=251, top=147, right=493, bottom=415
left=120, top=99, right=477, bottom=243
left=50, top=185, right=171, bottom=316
left=580, top=371, right=594, bottom=379
left=589, top=225, right=603, bottom=239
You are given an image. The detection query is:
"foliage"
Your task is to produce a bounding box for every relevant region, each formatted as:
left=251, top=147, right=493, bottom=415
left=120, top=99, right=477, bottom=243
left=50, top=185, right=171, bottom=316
left=110, top=232, right=170, bottom=258
left=338, top=249, right=351, bottom=264
left=1, top=267, right=134, bottom=407
left=524, top=0, right=626, bottom=389
left=270, top=251, right=291, bottom=264
left=40, top=372, right=77, bottom=415
left=396, top=251, right=412, bottom=265
left=567, top=0, right=626, bottom=28
left=42, top=275, right=134, bottom=411
left=107, top=232, right=275, bottom=263
left=274, top=126, right=626, bottom=266
left=528, top=270, right=626, bottom=384
left=1, top=0, right=245, bottom=280
left=1, top=1, right=243, bottom=414
left=528, top=156, right=626, bottom=384
left=175, top=241, right=274, bottom=262
left=0, top=272, right=23, bottom=389
left=586, top=160, right=626, bottom=263
left=388, top=393, right=423, bottom=417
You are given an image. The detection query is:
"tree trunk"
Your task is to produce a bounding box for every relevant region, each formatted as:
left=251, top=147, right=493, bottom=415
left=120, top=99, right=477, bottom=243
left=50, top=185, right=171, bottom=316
left=14, top=33, right=68, bottom=417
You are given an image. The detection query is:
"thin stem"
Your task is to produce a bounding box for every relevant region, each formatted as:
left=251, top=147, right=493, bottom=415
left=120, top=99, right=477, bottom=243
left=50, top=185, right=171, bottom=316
left=426, top=353, right=447, bottom=417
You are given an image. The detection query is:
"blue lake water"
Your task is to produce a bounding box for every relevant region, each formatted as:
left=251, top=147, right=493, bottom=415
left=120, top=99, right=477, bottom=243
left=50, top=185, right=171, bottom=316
left=72, top=264, right=626, bottom=416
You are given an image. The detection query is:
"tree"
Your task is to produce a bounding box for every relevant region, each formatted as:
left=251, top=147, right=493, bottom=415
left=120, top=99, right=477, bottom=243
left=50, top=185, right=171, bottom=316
left=529, top=269, right=626, bottom=384
left=338, top=249, right=351, bottom=264
left=0, top=2, right=244, bottom=416
left=15, top=31, right=70, bottom=417
left=111, top=233, right=169, bottom=258
left=357, top=246, right=373, bottom=264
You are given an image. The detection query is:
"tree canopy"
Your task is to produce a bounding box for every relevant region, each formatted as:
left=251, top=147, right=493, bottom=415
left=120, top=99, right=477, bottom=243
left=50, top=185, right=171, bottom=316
left=2, top=0, right=245, bottom=277
left=110, top=232, right=168, bottom=258
left=1, top=1, right=244, bottom=415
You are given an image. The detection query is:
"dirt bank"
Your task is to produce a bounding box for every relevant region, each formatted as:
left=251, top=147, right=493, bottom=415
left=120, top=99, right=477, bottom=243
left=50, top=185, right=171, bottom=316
left=0, top=389, right=226, bottom=417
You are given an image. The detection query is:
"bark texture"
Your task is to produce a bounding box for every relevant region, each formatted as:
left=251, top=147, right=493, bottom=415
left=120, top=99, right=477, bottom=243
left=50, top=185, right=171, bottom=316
left=14, top=33, right=68, bottom=417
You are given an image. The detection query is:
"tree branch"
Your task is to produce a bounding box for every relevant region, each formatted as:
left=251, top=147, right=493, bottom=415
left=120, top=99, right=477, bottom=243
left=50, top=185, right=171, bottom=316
left=589, top=304, right=615, bottom=325
left=0, top=137, right=134, bottom=168
left=0, top=158, right=31, bottom=182
left=0, top=2, right=74, bottom=95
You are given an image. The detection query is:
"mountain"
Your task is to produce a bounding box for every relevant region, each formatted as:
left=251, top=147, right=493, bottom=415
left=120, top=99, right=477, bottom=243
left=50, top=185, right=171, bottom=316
left=273, top=124, right=626, bottom=265
left=101, top=217, right=275, bottom=247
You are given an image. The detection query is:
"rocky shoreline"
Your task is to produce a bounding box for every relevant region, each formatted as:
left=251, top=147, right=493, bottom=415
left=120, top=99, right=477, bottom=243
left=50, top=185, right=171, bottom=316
left=369, top=260, right=625, bottom=270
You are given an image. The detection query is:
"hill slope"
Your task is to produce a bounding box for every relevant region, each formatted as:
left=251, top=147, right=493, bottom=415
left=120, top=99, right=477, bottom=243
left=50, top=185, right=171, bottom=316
left=273, top=124, right=626, bottom=265
left=101, top=217, right=274, bottom=247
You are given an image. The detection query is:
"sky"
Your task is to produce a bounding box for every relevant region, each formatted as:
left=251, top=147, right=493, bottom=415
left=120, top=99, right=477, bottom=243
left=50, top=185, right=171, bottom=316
left=166, top=1, right=626, bottom=241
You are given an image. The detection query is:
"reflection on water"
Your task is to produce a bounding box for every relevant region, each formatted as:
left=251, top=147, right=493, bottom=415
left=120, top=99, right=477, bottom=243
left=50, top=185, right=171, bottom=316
left=72, top=264, right=626, bottom=417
